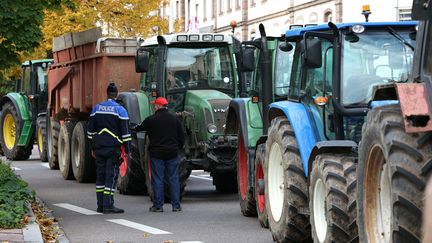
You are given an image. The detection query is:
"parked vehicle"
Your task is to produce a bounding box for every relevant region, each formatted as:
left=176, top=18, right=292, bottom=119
left=261, top=21, right=417, bottom=242
left=47, top=28, right=140, bottom=182
left=0, top=59, right=53, bottom=161
left=119, top=32, right=241, bottom=198
left=356, top=2, right=431, bottom=242
left=225, top=24, right=295, bottom=228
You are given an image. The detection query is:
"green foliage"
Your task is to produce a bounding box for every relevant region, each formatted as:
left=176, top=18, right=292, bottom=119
left=0, top=160, right=34, bottom=229
left=0, top=0, right=74, bottom=70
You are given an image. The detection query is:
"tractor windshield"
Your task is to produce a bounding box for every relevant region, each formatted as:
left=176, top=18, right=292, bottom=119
left=341, top=28, right=416, bottom=106
left=165, top=46, right=235, bottom=93
left=36, top=64, right=49, bottom=92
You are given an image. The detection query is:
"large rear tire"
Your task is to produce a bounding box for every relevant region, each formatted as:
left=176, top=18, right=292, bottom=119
left=48, top=118, right=60, bottom=169
left=265, top=116, right=311, bottom=242
left=358, top=104, right=431, bottom=243
left=0, top=102, right=32, bottom=160
left=36, top=116, right=48, bottom=162
left=71, top=121, right=95, bottom=183
left=58, top=121, right=75, bottom=180
left=237, top=128, right=257, bottom=216
left=117, top=135, right=147, bottom=195
left=309, top=154, right=358, bottom=243
left=255, top=144, right=268, bottom=228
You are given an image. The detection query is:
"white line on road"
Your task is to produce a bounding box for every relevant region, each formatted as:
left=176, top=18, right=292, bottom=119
left=41, top=163, right=50, bottom=169
left=189, top=175, right=213, bottom=181
left=53, top=203, right=101, bottom=215
left=12, top=167, right=22, bottom=171
left=107, top=219, right=171, bottom=235
left=179, top=241, right=204, bottom=243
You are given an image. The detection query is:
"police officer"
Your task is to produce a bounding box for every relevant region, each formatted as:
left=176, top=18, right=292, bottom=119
left=87, top=83, right=130, bottom=214
left=132, top=97, right=184, bottom=212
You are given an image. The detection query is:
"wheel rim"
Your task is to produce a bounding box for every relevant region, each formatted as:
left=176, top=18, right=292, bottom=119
left=364, top=144, right=390, bottom=243
left=313, top=178, right=327, bottom=243
left=47, top=121, right=52, bottom=158
left=38, top=127, right=43, bottom=152
left=3, top=113, right=16, bottom=150
left=256, top=161, right=265, bottom=212
left=268, top=142, right=284, bottom=222
left=73, top=136, right=80, bottom=168
left=59, top=133, right=65, bottom=169
left=238, top=133, right=247, bottom=200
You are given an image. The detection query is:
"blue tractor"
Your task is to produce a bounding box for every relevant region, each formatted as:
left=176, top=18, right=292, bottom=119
left=262, top=21, right=417, bottom=242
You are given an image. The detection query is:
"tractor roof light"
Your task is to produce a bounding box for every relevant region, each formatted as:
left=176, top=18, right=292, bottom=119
left=202, top=34, right=213, bottom=41
left=214, top=35, right=224, bottom=41
left=189, top=35, right=199, bottom=41
left=177, top=35, right=188, bottom=41
left=351, top=24, right=365, bottom=34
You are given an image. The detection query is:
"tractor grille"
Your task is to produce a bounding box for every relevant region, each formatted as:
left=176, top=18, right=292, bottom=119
left=204, top=99, right=230, bottom=134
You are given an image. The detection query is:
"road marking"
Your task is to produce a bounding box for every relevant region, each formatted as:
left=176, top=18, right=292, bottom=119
left=41, top=163, right=50, bottom=169
left=179, top=241, right=204, bottom=243
left=53, top=203, right=101, bottom=215
left=12, top=167, right=22, bottom=171
left=189, top=175, right=212, bottom=181
left=107, top=219, right=171, bottom=234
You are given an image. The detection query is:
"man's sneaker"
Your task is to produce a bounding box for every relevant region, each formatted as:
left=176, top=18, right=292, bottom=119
left=149, top=206, right=163, bottom=212
left=96, top=206, right=103, bottom=213
left=103, top=206, right=124, bottom=214
left=172, top=207, right=182, bottom=212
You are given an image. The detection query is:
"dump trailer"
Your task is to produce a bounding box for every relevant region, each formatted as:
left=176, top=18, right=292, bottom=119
left=225, top=24, right=296, bottom=227
left=0, top=59, right=53, bottom=161
left=257, top=21, right=418, bottom=242
left=47, top=28, right=140, bottom=182
left=117, top=33, right=240, bottom=198
left=356, top=2, right=432, bottom=242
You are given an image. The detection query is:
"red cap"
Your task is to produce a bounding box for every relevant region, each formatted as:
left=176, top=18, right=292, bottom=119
left=151, top=97, right=168, bottom=106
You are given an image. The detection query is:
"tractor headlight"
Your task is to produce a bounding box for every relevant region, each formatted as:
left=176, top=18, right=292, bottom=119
left=207, top=124, right=217, bottom=134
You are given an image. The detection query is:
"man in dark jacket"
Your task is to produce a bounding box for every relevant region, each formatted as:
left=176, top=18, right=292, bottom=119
left=132, top=97, right=185, bottom=212
left=87, top=83, right=131, bottom=214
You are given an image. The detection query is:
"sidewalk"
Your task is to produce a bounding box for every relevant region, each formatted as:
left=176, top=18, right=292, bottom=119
left=0, top=204, right=44, bottom=243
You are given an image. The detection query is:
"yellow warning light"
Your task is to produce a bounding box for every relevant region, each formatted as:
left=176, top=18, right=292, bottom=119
left=362, top=5, right=371, bottom=12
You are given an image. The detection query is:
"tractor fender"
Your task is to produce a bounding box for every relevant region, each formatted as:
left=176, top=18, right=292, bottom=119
left=226, top=98, right=249, bottom=147
left=1, top=93, right=33, bottom=146
left=117, top=91, right=151, bottom=126
left=307, top=140, right=357, bottom=178
left=269, top=101, right=317, bottom=176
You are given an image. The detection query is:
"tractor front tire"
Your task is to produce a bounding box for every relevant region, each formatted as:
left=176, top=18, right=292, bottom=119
left=309, top=154, right=358, bottom=243
left=237, top=127, right=257, bottom=217
left=58, top=121, right=75, bottom=180
left=358, top=104, right=431, bottom=243
left=0, top=102, right=32, bottom=160
left=255, top=144, right=269, bottom=228
left=36, top=116, right=48, bottom=162
left=265, top=116, right=311, bottom=242
left=117, top=135, right=147, bottom=195
left=71, top=121, right=95, bottom=183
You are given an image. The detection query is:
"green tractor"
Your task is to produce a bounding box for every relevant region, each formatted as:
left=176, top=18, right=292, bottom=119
left=0, top=59, right=53, bottom=161
left=225, top=24, right=295, bottom=227
left=117, top=33, right=243, bottom=198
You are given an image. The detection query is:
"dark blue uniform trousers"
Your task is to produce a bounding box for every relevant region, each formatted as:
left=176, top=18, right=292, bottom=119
left=95, top=150, right=119, bottom=208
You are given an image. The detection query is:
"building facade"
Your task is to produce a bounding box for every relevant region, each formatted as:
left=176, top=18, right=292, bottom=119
left=161, top=0, right=413, bottom=41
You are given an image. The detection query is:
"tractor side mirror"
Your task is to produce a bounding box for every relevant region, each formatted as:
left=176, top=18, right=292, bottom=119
left=135, top=49, right=150, bottom=73
left=279, top=42, right=293, bottom=52
left=241, top=47, right=255, bottom=72
left=303, top=38, right=322, bottom=68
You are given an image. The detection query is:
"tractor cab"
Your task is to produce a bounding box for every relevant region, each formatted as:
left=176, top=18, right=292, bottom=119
left=284, top=22, right=417, bottom=142
left=18, top=59, right=53, bottom=116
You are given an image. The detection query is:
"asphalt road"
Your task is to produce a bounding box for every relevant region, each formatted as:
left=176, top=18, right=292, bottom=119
left=8, top=147, right=273, bottom=243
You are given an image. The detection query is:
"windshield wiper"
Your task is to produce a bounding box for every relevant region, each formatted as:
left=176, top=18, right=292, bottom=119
left=387, top=26, right=415, bottom=51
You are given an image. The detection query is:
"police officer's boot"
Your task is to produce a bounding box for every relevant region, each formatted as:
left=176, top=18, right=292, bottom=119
left=103, top=206, right=125, bottom=214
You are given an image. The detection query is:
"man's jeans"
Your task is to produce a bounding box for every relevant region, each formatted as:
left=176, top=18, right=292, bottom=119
left=150, top=156, right=181, bottom=209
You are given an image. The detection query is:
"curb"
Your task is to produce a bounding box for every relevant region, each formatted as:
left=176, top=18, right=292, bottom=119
left=22, top=203, right=44, bottom=243
left=33, top=198, right=70, bottom=243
